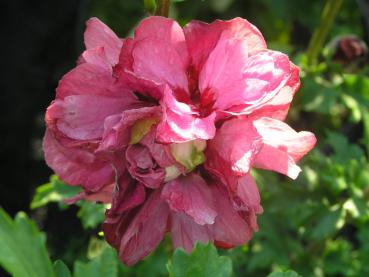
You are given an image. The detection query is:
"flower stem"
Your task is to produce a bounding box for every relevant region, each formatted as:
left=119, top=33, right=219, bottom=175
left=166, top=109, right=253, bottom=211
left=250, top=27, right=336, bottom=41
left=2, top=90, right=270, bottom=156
left=155, top=0, right=171, bottom=17
left=306, top=0, right=344, bottom=66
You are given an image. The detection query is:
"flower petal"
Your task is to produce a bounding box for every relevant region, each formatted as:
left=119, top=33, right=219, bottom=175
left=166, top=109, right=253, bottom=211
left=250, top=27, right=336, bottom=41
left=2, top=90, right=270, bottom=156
left=253, top=117, right=317, bottom=179
left=118, top=190, right=169, bottom=265
left=206, top=118, right=262, bottom=176
left=98, top=106, right=161, bottom=152
left=126, top=144, right=165, bottom=189
left=47, top=94, right=139, bottom=141
left=210, top=185, right=253, bottom=247
left=170, top=212, right=212, bottom=252
left=43, top=130, right=114, bottom=191
left=184, top=17, right=266, bottom=72
left=161, top=174, right=217, bottom=225
left=156, top=87, right=216, bottom=143
left=84, top=17, right=122, bottom=65
left=128, top=16, right=189, bottom=91
left=200, top=49, right=292, bottom=112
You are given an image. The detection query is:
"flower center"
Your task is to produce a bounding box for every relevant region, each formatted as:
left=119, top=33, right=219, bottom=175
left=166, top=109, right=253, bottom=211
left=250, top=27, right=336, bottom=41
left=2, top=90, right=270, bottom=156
left=174, top=66, right=215, bottom=118
left=170, top=139, right=206, bottom=172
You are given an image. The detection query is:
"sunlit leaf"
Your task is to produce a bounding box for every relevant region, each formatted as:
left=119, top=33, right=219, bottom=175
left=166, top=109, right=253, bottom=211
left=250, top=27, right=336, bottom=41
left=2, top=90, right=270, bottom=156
left=168, top=242, right=232, bottom=277
left=0, top=207, right=54, bottom=277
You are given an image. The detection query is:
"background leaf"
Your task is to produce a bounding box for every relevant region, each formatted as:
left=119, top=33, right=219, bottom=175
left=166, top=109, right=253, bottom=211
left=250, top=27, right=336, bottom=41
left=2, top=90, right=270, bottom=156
left=0, top=207, right=55, bottom=277
left=168, top=242, right=232, bottom=277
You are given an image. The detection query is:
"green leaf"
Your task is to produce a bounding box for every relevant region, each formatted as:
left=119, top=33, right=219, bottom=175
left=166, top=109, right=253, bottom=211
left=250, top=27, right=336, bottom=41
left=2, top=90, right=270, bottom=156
left=168, top=242, right=232, bottom=277
left=73, top=246, right=118, bottom=277
left=267, top=270, right=302, bottom=277
left=53, top=260, right=72, bottom=277
left=326, top=132, right=364, bottom=163
left=31, top=175, right=81, bottom=209
left=77, top=201, right=106, bottom=229
left=0, top=207, right=55, bottom=277
left=310, top=206, right=345, bottom=240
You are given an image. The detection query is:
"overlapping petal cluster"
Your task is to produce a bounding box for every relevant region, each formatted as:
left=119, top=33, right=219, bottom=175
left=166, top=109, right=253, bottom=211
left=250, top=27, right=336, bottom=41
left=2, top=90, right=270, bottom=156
left=43, top=16, right=316, bottom=265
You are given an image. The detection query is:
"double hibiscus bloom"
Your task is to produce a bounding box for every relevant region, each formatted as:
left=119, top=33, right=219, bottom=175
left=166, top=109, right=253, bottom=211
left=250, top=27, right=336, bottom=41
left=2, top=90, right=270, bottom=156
left=44, top=16, right=316, bottom=265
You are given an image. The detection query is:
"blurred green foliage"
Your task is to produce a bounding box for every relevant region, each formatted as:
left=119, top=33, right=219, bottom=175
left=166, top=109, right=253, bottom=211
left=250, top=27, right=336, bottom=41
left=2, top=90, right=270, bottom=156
left=2, top=0, right=369, bottom=276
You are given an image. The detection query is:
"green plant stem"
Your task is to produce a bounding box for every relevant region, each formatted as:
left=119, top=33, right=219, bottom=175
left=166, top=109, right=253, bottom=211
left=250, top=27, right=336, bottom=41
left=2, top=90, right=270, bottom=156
left=306, top=0, right=344, bottom=66
left=155, top=0, right=171, bottom=17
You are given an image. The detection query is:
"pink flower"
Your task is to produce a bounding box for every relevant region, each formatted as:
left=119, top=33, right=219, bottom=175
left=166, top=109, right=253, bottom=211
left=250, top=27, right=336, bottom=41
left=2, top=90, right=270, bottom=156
left=43, top=16, right=316, bottom=266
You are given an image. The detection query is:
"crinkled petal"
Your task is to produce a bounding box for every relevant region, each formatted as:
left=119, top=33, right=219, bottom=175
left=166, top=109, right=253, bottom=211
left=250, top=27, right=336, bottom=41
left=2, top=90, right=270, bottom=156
left=79, top=47, right=111, bottom=72
left=161, top=174, right=217, bottom=225
left=127, top=16, right=189, bottom=92
left=210, top=185, right=253, bottom=247
left=132, top=37, right=188, bottom=91
left=156, top=87, right=216, bottom=143
left=56, top=62, right=138, bottom=100
left=206, top=118, right=262, bottom=176
left=84, top=17, right=122, bottom=65
left=200, top=49, right=292, bottom=112
left=184, top=17, right=266, bottom=72
left=126, top=144, right=165, bottom=189
left=227, top=62, right=300, bottom=120
left=118, top=190, right=169, bottom=265
left=98, top=106, right=161, bottom=152
left=170, top=212, right=212, bottom=252
left=47, top=94, right=140, bottom=141
left=253, top=117, right=317, bottom=179
left=65, top=183, right=115, bottom=204
left=43, top=130, right=114, bottom=191
left=110, top=177, right=146, bottom=215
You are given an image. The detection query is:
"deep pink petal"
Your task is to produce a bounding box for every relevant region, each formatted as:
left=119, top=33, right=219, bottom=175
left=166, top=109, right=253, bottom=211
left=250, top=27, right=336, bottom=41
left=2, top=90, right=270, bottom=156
left=125, top=16, right=189, bottom=92
left=228, top=62, right=300, bottom=120
left=253, top=117, right=317, bottom=179
left=140, top=129, right=179, bottom=168
left=156, top=87, right=216, bottom=143
left=84, top=17, right=122, bottom=65
left=170, top=212, right=212, bottom=252
left=115, top=38, right=164, bottom=100
left=132, top=37, right=188, bottom=91
left=55, top=62, right=138, bottom=100
left=47, top=94, right=140, bottom=141
left=43, top=130, right=114, bottom=191
left=65, top=183, right=115, bottom=204
left=79, top=47, right=111, bottom=72
left=110, top=177, right=146, bottom=214
left=118, top=190, right=169, bottom=265
left=200, top=50, right=292, bottom=112
left=210, top=185, right=253, bottom=246
left=126, top=144, right=165, bottom=189
left=184, top=17, right=266, bottom=73
left=234, top=175, right=262, bottom=214
left=161, top=174, right=217, bottom=225
left=97, top=106, right=161, bottom=153
left=206, top=118, right=262, bottom=176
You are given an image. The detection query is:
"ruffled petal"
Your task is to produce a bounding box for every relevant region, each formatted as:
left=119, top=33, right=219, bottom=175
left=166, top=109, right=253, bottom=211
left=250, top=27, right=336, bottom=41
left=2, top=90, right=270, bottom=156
left=84, top=17, right=122, bottom=65
left=126, top=16, right=189, bottom=92
left=200, top=49, right=292, bottom=112
left=156, top=86, right=216, bottom=143
left=210, top=185, right=253, bottom=247
left=47, top=94, right=139, bottom=141
left=184, top=17, right=266, bottom=73
left=206, top=118, right=262, bottom=176
left=126, top=144, right=165, bottom=189
left=118, top=190, right=169, bottom=265
left=253, top=117, right=317, bottom=179
left=161, top=174, right=217, bottom=225
left=55, top=62, right=138, bottom=100
left=97, top=106, right=161, bottom=153
left=170, top=212, right=212, bottom=252
left=43, top=130, right=114, bottom=191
